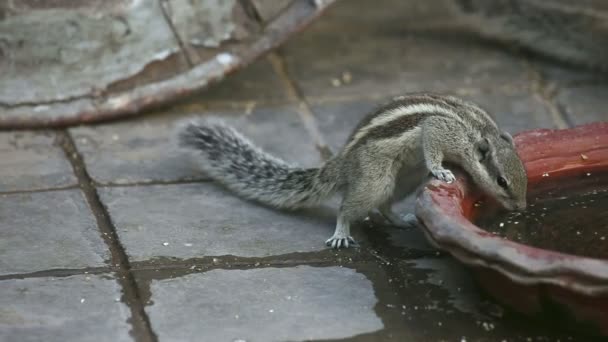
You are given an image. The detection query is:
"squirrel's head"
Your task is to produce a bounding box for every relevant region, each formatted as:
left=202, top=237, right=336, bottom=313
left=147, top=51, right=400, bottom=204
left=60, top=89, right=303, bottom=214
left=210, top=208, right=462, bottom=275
left=474, top=132, right=528, bottom=211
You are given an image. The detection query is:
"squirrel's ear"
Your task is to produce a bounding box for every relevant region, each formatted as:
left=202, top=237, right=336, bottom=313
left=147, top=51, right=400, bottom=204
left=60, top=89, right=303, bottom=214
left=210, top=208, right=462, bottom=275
left=500, top=131, right=514, bottom=146
left=477, top=137, right=491, bottom=161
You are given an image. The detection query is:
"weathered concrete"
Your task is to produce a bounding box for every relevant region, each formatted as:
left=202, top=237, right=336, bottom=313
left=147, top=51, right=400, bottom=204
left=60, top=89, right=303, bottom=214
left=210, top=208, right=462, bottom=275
left=0, top=274, right=132, bottom=342
left=0, top=131, right=76, bottom=192
left=0, top=0, right=335, bottom=128
left=0, top=1, right=180, bottom=105
left=0, top=190, right=108, bottom=276
left=99, top=183, right=349, bottom=261
left=144, top=266, right=383, bottom=341
left=0, top=0, right=604, bottom=340
left=282, top=22, right=529, bottom=101
left=197, top=58, right=290, bottom=103
left=462, top=90, right=559, bottom=133
left=556, top=84, right=608, bottom=126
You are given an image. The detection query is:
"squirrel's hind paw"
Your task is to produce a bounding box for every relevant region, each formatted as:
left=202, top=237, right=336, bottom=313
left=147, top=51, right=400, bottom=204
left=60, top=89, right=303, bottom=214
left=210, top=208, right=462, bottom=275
left=325, top=235, right=357, bottom=249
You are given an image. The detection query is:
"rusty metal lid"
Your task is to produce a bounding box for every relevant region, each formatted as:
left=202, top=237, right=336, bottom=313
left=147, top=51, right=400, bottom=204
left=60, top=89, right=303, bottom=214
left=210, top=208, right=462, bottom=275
left=0, top=0, right=335, bottom=128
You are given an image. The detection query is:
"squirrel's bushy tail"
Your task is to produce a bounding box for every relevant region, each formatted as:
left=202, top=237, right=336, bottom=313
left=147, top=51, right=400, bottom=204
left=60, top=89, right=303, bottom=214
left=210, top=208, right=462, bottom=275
left=177, top=119, right=338, bottom=209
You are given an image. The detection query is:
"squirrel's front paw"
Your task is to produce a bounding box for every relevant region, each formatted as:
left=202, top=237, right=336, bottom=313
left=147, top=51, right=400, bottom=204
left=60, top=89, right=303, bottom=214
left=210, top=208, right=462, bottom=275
left=325, top=235, right=356, bottom=249
left=431, top=168, right=455, bottom=183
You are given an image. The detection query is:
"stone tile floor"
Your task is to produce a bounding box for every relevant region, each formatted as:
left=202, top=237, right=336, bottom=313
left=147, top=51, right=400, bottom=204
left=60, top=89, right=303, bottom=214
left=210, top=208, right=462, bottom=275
left=1, top=1, right=607, bottom=341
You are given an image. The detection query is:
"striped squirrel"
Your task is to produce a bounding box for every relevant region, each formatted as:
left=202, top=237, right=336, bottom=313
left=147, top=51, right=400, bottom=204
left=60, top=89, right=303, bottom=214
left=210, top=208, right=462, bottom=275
left=177, top=93, right=527, bottom=249
left=451, top=0, right=608, bottom=71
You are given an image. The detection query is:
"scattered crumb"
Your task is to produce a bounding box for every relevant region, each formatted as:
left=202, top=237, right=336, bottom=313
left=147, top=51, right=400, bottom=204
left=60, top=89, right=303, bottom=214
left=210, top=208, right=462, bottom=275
left=162, top=242, right=169, bottom=246
left=244, top=101, right=256, bottom=115
left=80, top=298, right=85, bottom=304
left=341, top=71, right=352, bottom=84
left=330, top=78, right=342, bottom=87
left=581, top=154, right=588, bottom=160
left=542, top=172, right=549, bottom=177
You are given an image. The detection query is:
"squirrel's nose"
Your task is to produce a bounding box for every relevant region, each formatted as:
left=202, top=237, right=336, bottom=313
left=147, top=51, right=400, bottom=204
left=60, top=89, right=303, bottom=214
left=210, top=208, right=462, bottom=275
left=515, top=200, right=527, bottom=211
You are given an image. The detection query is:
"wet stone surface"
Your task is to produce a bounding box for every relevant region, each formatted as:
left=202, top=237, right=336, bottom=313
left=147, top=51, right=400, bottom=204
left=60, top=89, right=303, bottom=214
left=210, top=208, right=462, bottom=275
left=142, top=266, right=384, bottom=342
left=0, top=190, right=109, bottom=276
left=70, top=104, right=320, bottom=185
left=0, top=274, right=132, bottom=342
left=390, top=258, right=577, bottom=341
left=0, top=131, right=76, bottom=192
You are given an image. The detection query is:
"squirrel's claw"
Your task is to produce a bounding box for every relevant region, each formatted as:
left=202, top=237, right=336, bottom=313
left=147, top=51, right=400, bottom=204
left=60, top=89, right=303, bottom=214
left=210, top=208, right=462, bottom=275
left=325, top=235, right=356, bottom=249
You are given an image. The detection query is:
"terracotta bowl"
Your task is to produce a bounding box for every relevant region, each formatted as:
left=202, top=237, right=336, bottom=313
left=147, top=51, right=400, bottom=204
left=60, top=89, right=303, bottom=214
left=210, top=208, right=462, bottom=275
left=415, top=122, right=608, bottom=335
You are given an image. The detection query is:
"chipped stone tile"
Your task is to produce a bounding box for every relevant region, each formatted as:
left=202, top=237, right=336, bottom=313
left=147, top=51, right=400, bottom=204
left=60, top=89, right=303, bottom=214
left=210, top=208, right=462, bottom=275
left=0, top=131, right=76, bottom=192
left=0, top=274, right=132, bottom=342
left=144, top=266, right=382, bottom=341
left=0, top=190, right=108, bottom=276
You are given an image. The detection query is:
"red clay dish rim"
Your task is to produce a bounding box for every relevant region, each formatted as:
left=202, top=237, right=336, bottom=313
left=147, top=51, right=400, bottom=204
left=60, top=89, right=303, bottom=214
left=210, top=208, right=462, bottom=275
left=415, top=122, right=608, bottom=296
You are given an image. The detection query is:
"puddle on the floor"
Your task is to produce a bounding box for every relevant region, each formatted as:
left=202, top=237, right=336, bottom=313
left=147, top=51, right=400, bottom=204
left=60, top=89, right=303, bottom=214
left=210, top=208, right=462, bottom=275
left=476, top=171, right=608, bottom=259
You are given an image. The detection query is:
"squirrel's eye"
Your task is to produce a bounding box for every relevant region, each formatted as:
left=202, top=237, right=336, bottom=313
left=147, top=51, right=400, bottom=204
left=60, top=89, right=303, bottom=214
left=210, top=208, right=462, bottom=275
left=497, top=176, right=508, bottom=188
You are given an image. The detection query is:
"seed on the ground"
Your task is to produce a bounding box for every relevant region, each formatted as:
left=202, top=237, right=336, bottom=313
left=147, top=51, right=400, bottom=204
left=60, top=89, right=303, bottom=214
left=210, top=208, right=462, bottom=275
left=80, top=298, right=85, bottom=303
left=162, top=242, right=169, bottom=246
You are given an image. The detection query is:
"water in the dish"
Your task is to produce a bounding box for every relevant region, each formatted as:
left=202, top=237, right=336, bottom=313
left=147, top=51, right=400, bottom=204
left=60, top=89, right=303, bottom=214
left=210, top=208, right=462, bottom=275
left=477, top=173, right=608, bottom=260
